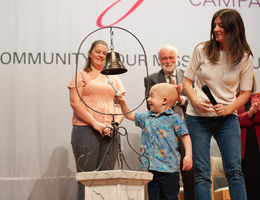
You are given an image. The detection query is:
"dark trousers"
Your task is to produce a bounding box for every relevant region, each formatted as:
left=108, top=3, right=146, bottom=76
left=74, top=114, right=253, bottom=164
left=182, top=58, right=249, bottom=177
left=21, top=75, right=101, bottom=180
left=71, top=125, right=119, bottom=200
left=242, top=126, right=260, bottom=200
left=174, top=105, right=195, bottom=200
left=178, top=138, right=195, bottom=200
left=148, top=171, right=180, bottom=200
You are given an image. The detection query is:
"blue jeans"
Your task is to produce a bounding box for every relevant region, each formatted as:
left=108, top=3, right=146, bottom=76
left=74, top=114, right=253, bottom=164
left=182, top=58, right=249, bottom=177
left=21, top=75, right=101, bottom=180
left=186, top=114, right=247, bottom=200
left=148, top=170, right=179, bottom=200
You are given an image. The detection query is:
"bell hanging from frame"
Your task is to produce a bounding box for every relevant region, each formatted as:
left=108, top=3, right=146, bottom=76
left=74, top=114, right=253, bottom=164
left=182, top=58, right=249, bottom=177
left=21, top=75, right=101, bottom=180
left=101, top=50, right=127, bottom=75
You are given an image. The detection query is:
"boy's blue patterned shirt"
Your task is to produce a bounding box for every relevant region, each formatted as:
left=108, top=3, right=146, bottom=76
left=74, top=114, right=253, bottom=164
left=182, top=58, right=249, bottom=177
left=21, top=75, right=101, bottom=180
left=134, top=108, right=189, bottom=173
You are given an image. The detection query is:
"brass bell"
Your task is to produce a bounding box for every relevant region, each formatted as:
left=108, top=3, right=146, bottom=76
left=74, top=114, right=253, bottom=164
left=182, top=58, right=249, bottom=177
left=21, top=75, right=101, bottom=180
left=101, top=50, right=127, bottom=75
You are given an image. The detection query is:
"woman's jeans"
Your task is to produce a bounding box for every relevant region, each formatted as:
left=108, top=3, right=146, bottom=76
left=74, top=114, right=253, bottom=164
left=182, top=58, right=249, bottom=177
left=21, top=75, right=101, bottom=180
left=186, top=114, right=247, bottom=200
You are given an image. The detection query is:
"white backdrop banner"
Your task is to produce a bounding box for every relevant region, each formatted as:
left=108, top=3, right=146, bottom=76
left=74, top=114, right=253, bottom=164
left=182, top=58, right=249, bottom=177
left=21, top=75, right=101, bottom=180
left=0, top=0, right=260, bottom=199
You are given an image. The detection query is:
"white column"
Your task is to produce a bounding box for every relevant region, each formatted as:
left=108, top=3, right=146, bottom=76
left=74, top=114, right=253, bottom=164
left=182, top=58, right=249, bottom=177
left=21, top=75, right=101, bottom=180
left=76, top=170, right=153, bottom=200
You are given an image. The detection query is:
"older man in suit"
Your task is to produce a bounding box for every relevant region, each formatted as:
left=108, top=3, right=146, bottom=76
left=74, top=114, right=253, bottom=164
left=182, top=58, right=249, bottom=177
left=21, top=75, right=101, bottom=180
left=144, top=45, right=195, bottom=200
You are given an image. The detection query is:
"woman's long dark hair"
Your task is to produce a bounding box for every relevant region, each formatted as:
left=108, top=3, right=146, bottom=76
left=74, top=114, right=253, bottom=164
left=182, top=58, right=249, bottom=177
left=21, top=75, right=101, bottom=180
left=83, top=40, right=108, bottom=72
left=204, top=9, right=253, bottom=65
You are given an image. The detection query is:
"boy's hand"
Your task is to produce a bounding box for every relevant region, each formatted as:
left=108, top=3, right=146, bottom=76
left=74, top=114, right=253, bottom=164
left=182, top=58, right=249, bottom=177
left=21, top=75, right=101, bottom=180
left=182, top=154, right=193, bottom=171
left=115, top=92, right=135, bottom=121
left=116, top=92, right=126, bottom=102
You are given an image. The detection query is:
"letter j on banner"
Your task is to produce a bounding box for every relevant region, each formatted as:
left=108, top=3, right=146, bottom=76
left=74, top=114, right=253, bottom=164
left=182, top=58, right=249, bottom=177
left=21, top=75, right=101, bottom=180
left=96, top=0, right=144, bottom=27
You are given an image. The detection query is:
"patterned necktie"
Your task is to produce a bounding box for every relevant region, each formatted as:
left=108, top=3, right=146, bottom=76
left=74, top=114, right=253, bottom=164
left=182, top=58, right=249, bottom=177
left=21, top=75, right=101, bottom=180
left=167, top=75, right=174, bottom=84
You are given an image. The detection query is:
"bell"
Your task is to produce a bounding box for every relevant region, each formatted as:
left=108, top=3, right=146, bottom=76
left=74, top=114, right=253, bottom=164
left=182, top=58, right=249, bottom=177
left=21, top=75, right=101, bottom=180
left=101, top=50, right=127, bottom=75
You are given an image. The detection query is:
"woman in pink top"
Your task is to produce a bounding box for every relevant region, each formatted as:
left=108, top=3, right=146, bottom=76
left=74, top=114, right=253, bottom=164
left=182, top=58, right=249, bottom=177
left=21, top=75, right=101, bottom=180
left=68, top=40, right=125, bottom=200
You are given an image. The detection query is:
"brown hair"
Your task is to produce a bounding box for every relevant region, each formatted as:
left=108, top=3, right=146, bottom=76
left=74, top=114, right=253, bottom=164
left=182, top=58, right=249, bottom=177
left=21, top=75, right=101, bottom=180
left=203, top=9, right=253, bottom=65
left=83, top=40, right=108, bottom=72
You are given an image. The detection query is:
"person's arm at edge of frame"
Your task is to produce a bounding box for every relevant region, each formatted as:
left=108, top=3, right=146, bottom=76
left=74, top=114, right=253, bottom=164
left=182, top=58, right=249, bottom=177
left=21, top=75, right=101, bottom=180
left=117, top=92, right=135, bottom=121
left=180, top=133, right=193, bottom=171
left=237, top=97, right=253, bottom=127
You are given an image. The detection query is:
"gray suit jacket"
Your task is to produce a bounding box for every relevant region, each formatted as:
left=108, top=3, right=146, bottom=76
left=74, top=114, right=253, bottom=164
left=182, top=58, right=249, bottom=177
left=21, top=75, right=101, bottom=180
left=144, top=68, right=188, bottom=111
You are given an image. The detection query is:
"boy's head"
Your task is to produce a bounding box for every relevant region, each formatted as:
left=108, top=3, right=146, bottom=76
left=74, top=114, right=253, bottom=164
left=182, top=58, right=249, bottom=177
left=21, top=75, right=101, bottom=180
left=147, top=83, right=178, bottom=114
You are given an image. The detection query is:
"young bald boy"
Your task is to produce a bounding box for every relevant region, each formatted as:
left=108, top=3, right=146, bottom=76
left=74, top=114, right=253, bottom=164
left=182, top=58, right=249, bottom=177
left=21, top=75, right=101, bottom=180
left=118, top=83, right=192, bottom=200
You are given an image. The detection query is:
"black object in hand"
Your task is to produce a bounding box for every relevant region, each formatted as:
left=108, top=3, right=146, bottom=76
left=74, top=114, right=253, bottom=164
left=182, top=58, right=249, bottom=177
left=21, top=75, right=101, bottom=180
left=202, top=85, right=217, bottom=105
